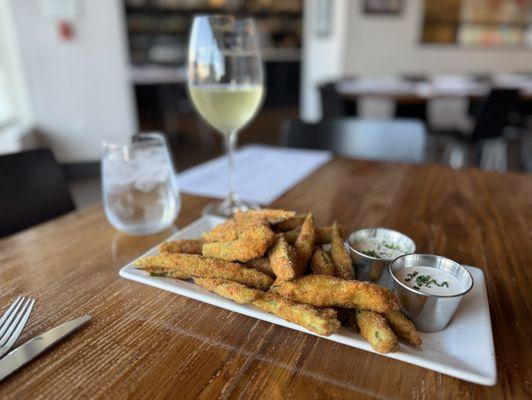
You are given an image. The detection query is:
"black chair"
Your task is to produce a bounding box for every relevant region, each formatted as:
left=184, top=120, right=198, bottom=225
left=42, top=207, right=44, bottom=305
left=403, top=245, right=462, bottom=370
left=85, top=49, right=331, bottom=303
left=441, top=88, right=520, bottom=170
left=510, top=97, right=532, bottom=130
left=0, top=149, right=75, bottom=237
left=469, top=88, right=520, bottom=142
left=319, top=82, right=358, bottom=118
left=394, top=100, right=428, bottom=124
left=281, top=118, right=427, bottom=164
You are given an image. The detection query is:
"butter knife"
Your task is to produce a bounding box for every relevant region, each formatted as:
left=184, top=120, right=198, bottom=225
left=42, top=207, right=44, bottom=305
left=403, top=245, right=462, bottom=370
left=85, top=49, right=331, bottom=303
left=0, top=315, right=91, bottom=381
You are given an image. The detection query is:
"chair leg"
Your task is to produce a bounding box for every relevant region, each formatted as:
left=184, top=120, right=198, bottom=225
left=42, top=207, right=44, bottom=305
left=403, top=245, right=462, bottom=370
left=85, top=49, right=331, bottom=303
left=521, top=133, right=532, bottom=172
left=478, top=139, right=508, bottom=172
left=424, top=135, right=438, bottom=163
left=442, top=141, right=468, bottom=169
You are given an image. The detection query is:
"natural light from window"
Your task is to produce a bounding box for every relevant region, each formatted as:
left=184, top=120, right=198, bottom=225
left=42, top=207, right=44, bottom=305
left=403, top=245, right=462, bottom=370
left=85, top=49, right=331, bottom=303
left=0, top=66, right=14, bottom=126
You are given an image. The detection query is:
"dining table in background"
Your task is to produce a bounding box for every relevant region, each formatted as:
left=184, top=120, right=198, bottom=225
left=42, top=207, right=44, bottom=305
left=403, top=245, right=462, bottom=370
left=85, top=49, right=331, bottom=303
left=336, top=78, right=532, bottom=102
left=0, top=158, right=530, bottom=399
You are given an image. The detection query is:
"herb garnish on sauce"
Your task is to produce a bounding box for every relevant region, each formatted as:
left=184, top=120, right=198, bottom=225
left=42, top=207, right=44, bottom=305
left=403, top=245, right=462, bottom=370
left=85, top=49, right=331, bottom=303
left=404, top=271, right=449, bottom=290
left=360, top=250, right=379, bottom=258
left=383, top=242, right=401, bottom=251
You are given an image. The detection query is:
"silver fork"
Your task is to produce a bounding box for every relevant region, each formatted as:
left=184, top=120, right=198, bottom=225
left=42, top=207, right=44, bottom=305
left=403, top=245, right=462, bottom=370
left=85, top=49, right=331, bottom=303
left=0, top=297, right=35, bottom=358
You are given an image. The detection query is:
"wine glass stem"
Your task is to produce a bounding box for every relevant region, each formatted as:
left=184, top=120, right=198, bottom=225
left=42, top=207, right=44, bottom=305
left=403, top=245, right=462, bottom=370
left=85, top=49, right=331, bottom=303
left=225, top=130, right=238, bottom=201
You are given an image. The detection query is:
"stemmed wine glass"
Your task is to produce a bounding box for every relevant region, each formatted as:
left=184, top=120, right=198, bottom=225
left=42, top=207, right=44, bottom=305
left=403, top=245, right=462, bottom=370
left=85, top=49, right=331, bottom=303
left=187, top=15, right=265, bottom=217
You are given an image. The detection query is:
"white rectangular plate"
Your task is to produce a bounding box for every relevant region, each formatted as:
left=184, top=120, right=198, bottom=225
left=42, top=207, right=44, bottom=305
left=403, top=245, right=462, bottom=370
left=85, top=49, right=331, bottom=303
left=119, top=216, right=496, bottom=386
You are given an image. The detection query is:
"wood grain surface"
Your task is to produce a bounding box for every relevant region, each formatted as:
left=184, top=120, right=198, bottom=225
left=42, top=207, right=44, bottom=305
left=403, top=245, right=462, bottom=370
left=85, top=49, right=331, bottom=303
left=0, top=158, right=531, bottom=399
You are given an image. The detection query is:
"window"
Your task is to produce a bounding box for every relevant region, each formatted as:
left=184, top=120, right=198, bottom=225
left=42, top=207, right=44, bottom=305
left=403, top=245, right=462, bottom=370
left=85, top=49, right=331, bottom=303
left=0, top=1, right=15, bottom=128
left=421, top=0, right=532, bottom=47
left=0, top=66, right=14, bottom=127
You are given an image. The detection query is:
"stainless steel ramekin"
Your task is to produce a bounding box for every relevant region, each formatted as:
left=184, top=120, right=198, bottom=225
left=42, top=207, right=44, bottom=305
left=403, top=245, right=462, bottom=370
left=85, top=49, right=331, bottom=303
left=348, top=228, right=416, bottom=290
left=389, top=254, right=474, bottom=332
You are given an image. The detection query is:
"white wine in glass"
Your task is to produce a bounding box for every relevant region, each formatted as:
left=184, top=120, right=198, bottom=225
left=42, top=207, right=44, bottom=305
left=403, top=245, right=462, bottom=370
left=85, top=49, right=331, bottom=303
left=188, top=84, right=263, bottom=135
left=187, top=15, right=265, bottom=217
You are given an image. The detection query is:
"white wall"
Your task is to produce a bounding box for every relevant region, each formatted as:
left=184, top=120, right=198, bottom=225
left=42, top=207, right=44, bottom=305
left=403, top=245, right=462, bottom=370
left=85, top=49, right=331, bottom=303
left=0, top=0, right=33, bottom=126
left=345, top=0, right=532, bottom=76
left=301, top=0, right=350, bottom=121
left=8, top=0, right=137, bottom=162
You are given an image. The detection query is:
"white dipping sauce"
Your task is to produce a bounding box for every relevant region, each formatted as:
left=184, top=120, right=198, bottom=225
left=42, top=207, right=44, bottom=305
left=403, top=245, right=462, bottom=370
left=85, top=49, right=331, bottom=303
left=395, top=266, right=465, bottom=296
left=353, top=237, right=407, bottom=260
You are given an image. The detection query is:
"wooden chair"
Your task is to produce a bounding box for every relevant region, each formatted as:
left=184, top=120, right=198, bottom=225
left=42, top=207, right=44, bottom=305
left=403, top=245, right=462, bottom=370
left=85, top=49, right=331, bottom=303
left=0, top=149, right=75, bottom=237
left=281, top=118, right=427, bottom=164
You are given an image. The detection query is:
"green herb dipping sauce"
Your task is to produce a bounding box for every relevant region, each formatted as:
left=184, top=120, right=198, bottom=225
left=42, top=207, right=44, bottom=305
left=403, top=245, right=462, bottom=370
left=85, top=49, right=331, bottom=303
left=353, top=237, right=407, bottom=260
left=395, top=266, right=465, bottom=296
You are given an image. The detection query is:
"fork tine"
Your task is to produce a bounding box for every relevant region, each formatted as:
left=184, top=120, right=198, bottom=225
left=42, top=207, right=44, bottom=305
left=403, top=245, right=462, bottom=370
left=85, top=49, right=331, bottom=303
left=0, top=297, right=22, bottom=330
left=0, top=298, right=35, bottom=356
left=0, top=297, right=25, bottom=340
left=0, top=298, right=31, bottom=346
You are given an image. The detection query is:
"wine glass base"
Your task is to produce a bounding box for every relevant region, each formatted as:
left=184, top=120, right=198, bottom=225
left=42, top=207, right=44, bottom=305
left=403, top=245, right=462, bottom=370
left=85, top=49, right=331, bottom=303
left=202, top=197, right=260, bottom=218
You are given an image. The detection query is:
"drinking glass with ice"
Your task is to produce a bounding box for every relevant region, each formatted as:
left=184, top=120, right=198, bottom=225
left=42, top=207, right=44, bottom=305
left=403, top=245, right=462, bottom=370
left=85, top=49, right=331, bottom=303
left=102, top=133, right=180, bottom=235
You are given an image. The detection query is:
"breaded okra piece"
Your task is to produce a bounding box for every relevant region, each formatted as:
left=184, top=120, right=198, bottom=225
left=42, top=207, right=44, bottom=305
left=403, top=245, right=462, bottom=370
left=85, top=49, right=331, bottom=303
left=355, top=309, right=399, bottom=353
left=383, top=310, right=422, bottom=347
left=293, top=213, right=316, bottom=275
left=271, top=275, right=400, bottom=313
left=143, top=268, right=191, bottom=280
left=202, top=222, right=276, bottom=262
left=159, top=239, right=205, bottom=255
left=310, top=247, right=336, bottom=276
left=234, top=209, right=296, bottom=224
left=135, top=253, right=273, bottom=290
left=272, top=214, right=306, bottom=231
left=203, top=219, right=240, bottom=243
left=268, top=235, right=298, bottom=280
left=193, top=278, right=261, bottom=304
left=245, top=257, right=275, bottom=278
left=284, top=225, right=348, bottom=245
left=331, top=222, right=354, bottom=280
left=252, top=293, right=341, bottom=336
left=190, top=278, right=341, bottom=336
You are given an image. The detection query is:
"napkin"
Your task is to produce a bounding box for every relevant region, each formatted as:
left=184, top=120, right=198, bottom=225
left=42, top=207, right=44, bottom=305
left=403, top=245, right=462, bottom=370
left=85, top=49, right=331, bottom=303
left=177, top=145, right=332, bottom=205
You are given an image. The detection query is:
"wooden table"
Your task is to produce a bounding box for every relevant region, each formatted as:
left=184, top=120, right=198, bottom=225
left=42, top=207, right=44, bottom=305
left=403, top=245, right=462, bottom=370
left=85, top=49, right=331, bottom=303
left=0, top=159, right=531, bottom=399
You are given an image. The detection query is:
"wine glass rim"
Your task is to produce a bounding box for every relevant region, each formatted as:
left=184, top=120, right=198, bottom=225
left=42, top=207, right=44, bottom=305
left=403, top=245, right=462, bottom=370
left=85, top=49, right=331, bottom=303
left=134, top=132, right=166, bottom=142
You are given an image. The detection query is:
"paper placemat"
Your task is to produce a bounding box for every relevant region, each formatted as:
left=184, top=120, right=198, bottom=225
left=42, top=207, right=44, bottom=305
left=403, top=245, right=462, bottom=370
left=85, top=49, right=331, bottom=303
left=177, top=145, right=332, bottom=205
